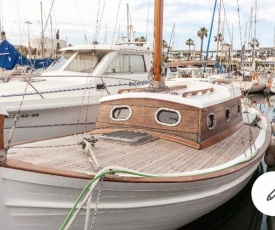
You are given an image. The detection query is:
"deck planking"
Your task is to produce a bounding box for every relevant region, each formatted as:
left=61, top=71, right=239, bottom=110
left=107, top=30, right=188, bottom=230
left=7, top=124, right=260, bottom=175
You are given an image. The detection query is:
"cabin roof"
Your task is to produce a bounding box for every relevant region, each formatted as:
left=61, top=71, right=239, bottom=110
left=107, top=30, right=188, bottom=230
left=100, top=80, right=242, bottom=108
left=60, top=44, right=152, bottom=52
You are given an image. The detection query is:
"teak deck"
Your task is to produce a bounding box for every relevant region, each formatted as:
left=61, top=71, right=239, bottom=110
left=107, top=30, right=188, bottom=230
left=7, top=124, right=260, bottom=175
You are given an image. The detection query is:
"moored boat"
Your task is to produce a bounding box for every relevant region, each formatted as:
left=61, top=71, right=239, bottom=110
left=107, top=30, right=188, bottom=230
left=1, top=42, right=152, bottom=144
left=0, top=1, right=271, bottom=229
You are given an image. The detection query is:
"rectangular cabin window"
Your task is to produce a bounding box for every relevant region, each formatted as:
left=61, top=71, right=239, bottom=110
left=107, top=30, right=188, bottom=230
left=106, top=54, right=146, bottom=73
left=45, top=53, right=69, bottom=72
left=64, top=52, right=101, bottom=73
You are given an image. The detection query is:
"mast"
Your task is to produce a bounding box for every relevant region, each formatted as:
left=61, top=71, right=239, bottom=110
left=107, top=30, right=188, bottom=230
left=0, top=0, right=2, bottom=33
left=41, top=1, right=44, bottom=58
left=252, top=0, right=257, bottom=69
left=216, top=0, right=221, bottom=63
left=152, top=0, right=163, bottom=88
left=204, top=0, right=217, bottom=72
left=25, top=20, right=32, bottom=58
left=50, top=15, right=53, bottom=58
left=127, top=3, right=130, bottom=42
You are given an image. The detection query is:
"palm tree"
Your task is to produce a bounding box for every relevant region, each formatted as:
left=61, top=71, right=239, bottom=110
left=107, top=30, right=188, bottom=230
left=92, top=40, right=99, bottom=45
left=214, top=33, right=223, bottom=63
left=162, top=40, right=168, bottom=60
left=197, top=27, right=208, bottom=60
left=249, top=38, right=259, bottom=49
left=214, top=33, right=223, bottom=43
left=185, top=38, right=194, bottom=60
left=134, top=36, right=147, bottom=46
left=162, top=40, right=168, bottom=50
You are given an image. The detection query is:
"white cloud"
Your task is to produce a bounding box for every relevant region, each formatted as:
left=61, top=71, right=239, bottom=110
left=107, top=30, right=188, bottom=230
left=1, top=0, right=274, bottom=50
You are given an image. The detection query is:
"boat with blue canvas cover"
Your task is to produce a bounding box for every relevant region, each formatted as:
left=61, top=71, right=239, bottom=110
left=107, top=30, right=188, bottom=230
left=0, top=37, right=54, bottom=79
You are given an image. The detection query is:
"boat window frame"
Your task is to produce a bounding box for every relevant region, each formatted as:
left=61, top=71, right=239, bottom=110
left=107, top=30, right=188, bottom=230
left=207, top=113, right=216, bottom=130
left=106, top=52, right=147, bottom=74
left=225, top=108, right=231, bottom=122
left=154, top=107, right=181, bottom=126
left=110, top=105, right=132, bottom=121
left=237, top=104, right=242, bottom=115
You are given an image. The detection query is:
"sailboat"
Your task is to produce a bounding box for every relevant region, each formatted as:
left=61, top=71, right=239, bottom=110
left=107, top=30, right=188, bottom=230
left=0, top=1, right=271, bottom=229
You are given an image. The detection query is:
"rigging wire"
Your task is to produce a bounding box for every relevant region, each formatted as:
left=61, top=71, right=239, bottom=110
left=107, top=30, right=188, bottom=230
left=42, top=0, right=55, bottom=35
left=236, top=0, right=243, bottom=48
left=145, top=0, right=151, bottom=41
left=128, top=3, right=134, bottom=41
left=166, top=23, right=175, bottom=62
left=94, top=0, right=101, bottom=43
left=74, top=0, right=88, bottom=44
left=94, top=0, right=106, bottom=44
left=110, top=0, right=122, bottom=46
left=221, top=0, right=232, bottom=45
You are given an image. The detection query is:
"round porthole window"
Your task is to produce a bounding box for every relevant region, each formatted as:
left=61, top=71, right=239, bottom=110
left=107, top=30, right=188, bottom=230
left=237, top=104, right=241, bottom=115
left=111, top=106, right=131, bottom=121
left=207, top=113, right=216, bottom=130
left=155, top=108, right=181, bottom=126
left=226, top=108, right=231, bottom=122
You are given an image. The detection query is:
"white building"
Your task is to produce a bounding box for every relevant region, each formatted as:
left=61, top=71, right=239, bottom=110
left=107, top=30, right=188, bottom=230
left=29, top=37, right=67, bottom=58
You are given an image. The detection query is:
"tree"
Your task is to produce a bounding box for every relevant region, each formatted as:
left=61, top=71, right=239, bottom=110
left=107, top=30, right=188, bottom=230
left=214, top=33, right=223, bottom=43
left=92, top=40, right=99, bottom=45
left=162, top=40, right=169, bottom=60
left=249, top=38, right=259, bottom=49
left=197, top=27, right=208, bottom=60
left=185, top=38, right=194, bottom=60
left=134, top=36, right=147, bottom=46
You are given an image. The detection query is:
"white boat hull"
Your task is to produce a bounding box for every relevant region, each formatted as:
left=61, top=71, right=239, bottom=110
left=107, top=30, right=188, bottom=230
left=4, top=103, right=99, bottom=144
left=0, top=159, right=260, bottom=230
left=234, top=80, right=266, bottom=93
left=1, top=75, right=149, bottom=144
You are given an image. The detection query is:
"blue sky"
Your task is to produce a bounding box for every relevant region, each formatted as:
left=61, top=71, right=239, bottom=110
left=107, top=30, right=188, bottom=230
left=1, top=0, right=274, bottom=51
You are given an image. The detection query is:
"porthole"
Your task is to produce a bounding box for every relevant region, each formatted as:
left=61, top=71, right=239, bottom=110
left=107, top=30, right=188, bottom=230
left=110, top=105, right=131, bottom=121
left=225, top=108, right=231, bottom=122
left=237, top=104, right=241, bottom=115
left=155, top=108, right=181, bottom=126
left=207, top=113, right=216, bottom=130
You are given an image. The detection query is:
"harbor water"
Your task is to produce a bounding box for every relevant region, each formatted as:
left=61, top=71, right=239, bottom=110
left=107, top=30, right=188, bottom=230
left=178, top=93, right=275, bottom=230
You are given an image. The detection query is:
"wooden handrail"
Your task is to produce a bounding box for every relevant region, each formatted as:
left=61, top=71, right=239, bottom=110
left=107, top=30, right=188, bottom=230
left=182, top=87, right=213, bottom=97
left=211, top=79, right=230, bottom=84
left=118, top=85, right=187, bottom=94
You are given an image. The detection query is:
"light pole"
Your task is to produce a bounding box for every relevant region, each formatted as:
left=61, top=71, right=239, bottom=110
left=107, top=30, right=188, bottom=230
left=25, top=20, right=32, bottom=58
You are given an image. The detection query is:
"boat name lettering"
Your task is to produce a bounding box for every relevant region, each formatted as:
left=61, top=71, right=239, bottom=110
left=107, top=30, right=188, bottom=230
left=7, top=113, right=40, bottom=119
left=169, top=91, right=180, bottom=95
left=129, top=80, right=149, bottom=87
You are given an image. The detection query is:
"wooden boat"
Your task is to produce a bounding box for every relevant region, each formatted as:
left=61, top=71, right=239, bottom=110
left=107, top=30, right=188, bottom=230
left=0, top=1, right=271, bottom=229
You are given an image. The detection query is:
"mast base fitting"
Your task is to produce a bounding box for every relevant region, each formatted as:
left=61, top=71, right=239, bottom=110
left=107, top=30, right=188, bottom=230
left=153, top=81, right=162, bottom=88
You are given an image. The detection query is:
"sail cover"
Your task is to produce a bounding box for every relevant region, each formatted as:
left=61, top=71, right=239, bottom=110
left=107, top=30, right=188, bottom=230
left=0, top=39, right=54, bottom=70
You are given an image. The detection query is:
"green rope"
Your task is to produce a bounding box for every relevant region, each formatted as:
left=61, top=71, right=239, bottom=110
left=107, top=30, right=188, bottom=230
left=59, top=169, right=154, bottom=230
left=60, top=145, right=259, bottom=230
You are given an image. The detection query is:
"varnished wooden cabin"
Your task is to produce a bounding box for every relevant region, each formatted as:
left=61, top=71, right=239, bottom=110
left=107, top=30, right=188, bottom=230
left=93, top=80, right=243, bottom=150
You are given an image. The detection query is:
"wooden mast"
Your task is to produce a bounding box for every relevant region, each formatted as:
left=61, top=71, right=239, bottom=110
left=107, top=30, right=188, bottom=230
left=152, top=0, right=163, bottom=88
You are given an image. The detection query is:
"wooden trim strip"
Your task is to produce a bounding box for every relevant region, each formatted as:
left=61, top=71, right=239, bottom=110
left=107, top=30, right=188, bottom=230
left=118, top=85, right=187, bottom=94
left=211, top=79, right=230, bottom=84
left=182, top=87, right=213, bottom=97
